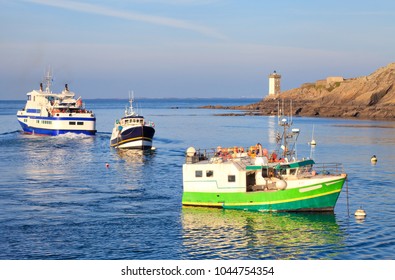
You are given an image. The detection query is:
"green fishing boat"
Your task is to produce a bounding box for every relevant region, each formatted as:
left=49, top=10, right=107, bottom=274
left=182, top=106, right=347, bottom=212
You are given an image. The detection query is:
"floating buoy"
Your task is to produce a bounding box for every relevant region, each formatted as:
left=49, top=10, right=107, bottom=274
left=354, top=208, right=367, bottom=219
left=105, top=163, right=110, bottom=168
left=309, top=125, right=316, bottom=146
left=371, top=155, right=377, bottom=164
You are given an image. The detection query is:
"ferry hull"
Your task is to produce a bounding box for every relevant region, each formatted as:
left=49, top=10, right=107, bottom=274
left=182, top=177, right=345, bottom=212
left=17, top=117, right=96, bottom=136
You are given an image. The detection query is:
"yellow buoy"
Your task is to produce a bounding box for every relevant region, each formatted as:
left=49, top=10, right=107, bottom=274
left=371, top=155, right=377, bottom=163
left=354, top=208, right=367, bottom=219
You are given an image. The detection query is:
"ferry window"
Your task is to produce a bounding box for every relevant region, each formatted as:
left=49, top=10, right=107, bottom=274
left=77, top=122, right=84, bottom=125
left=69, top=122, right=76, bottom=125
left=228, top=175, right=236, bottom=182
left=206, top=170, right=214, bottom=177
left=195, top=170, right=203, bottom=177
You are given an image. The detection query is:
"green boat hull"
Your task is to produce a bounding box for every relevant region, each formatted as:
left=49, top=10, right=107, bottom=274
left=182, top=177, right=345, bottom=212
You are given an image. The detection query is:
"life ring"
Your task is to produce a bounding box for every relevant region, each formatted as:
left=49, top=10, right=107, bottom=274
left=248, top=146, right=256, bottom=157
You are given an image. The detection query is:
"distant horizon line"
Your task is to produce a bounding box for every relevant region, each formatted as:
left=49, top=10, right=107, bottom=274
left=1, top=96, right=263, bottom=101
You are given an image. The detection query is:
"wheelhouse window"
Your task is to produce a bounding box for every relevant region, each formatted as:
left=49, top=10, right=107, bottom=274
left=69, top=122, right=76, bottom=125
left=228, top=175, right=236, bottom=182
left=195, top=170, right=203, bottom=177
left=77, top=122, right=84, bottom=125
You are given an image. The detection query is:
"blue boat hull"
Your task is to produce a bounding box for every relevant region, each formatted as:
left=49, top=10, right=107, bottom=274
left=18, top=120, right=96, bottom=136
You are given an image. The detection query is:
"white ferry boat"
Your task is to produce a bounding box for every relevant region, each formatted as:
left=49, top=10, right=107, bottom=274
left=16, top=72, right=96, bottom=136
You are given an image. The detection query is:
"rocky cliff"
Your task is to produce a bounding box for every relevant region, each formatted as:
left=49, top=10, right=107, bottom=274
left=210, top=63, right=395, bottom=120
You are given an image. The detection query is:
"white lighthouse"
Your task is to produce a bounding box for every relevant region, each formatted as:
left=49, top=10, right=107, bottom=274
left=268, top=70, right=281, bottom=96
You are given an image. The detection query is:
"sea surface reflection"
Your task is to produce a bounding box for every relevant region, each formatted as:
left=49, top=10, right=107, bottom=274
left=181, top=208, right=344, bottom=260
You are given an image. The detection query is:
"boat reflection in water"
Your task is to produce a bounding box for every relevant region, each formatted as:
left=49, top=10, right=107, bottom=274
left=114, top=148, right=156, bottom=164
left=21, top=133, right=95, bottom=182
left=181, top=207, right=345, bottom=259
left=110, top=149, right=157, bottom=191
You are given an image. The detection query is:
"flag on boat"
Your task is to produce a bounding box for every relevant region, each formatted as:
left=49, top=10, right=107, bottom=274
left=76, top=97, right=83, bottom=107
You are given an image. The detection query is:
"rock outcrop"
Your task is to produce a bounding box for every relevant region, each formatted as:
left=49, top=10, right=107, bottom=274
left=206, top=62, right=395, bottom=120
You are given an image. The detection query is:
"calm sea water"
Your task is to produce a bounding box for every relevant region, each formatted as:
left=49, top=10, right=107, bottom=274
left=0, top=98, right=394, bottom=260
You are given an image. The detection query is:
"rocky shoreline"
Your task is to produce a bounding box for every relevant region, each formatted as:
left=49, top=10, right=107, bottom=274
left=201, top=63, right=395, bottom=120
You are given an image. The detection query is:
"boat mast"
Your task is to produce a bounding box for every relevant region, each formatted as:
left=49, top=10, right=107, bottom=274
left=126, top=90, right=136, bottom=116
left=43, top=67, right=53, bottom=93
left=277, top=99, right=298, bottom=160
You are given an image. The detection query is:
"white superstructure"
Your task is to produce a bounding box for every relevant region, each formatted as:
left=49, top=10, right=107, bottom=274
left=16, top=71, right=96, bottom=136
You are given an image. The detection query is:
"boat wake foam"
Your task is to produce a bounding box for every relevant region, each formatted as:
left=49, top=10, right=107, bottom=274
left=57, top=132, right=93, bottom=139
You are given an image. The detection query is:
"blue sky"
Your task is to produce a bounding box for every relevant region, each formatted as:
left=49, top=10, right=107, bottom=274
left=1, top=0, right=394, bottom=99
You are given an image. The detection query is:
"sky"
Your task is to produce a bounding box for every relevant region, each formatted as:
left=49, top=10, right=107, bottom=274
left=1, top=0, right=395, bottom=100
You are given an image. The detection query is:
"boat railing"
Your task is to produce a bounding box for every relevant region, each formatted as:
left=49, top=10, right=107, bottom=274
left=144, top=121, right=155, bottom=127
left=311, top=162, right=345, bottom=176
left=185, top=148, right=216, bottom=164
left=185, top=146, right=262, bottom=164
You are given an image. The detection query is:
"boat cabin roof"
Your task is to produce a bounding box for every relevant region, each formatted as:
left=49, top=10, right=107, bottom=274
left=273, top=159, right=315, bottom=170
left=246, top=159, right=315, bottom=171
left=122, top=115, right=144, bottom=120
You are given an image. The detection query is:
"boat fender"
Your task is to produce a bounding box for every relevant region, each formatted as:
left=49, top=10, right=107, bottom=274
left=276, top=180, right=287, bottom=190
left=186, top=147, right=196, bottom=157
